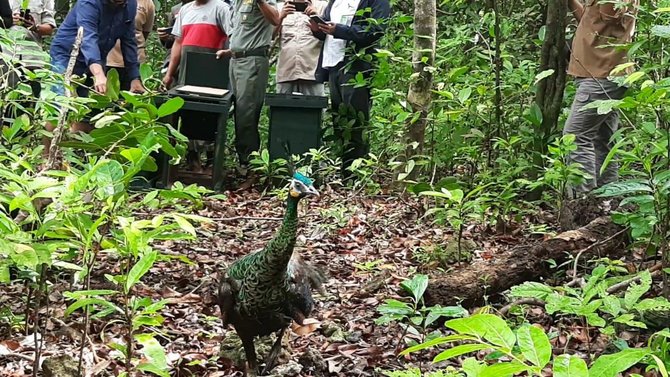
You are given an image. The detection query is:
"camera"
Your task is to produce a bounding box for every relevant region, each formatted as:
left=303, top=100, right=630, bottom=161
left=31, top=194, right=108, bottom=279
left=290, top=0, right=307, bottom=12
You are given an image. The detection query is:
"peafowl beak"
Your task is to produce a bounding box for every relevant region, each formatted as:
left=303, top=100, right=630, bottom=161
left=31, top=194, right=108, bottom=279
left=307, top=186, right=320, bottom=197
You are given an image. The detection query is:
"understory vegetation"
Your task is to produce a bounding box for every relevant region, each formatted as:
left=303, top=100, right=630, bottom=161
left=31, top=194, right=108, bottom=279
left=1, top=1, right=670, bottom=376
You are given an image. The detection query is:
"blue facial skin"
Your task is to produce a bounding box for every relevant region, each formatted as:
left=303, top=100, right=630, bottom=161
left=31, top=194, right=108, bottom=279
left=293, top=172, right=313, bottom=186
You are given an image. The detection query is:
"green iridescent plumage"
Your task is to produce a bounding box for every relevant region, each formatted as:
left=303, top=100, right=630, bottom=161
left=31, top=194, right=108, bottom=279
left=218, top=174, right=323, bottom=376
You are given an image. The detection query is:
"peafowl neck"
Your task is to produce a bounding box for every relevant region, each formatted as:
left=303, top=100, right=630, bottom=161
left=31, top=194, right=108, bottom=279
left=259, top=195, right=300, bottom=274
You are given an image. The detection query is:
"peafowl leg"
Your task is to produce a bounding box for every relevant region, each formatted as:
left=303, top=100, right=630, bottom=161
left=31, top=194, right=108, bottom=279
left=240, top=335, right=258, bottom=377
left=261, top=327, right=286, bottom=375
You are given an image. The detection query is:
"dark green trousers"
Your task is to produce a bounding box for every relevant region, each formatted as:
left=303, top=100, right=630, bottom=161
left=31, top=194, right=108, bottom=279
left=230, top=55, right=270, bottom=165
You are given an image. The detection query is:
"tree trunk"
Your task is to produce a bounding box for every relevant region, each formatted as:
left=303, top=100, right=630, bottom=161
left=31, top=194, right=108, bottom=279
left=425, top=216, right=629, bottom=307
left=406, top=0, right=437, bottom=160
left=529, top=1, right=568, bottom=196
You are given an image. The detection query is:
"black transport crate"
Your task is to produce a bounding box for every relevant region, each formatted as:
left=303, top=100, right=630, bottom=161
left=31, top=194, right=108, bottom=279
left=266, top=93, right=328, bottom=160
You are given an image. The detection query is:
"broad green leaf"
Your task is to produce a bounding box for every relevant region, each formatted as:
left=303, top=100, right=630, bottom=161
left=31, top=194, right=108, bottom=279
left=462, top=357, right=485, bottom=377
left=136, top=333, right=169, bottom=377
left=581, top=99, right=623, bottom=115
left=446, top=314, right=516, bottom=350
left=624, top=270, right=651, bottom=309
left=650, top=355, right=669, bottom=377
left=479, top=361, right=530, bottom=377
left=171, top=214, right=197, bottom=237
left=509, top=282, right=554, bottom=300
left=377, top=299, right=414, bottom=316
left=125, top=250, right=158, bottom=292
left=400, top=274, right=429, bottom=304
left=458, top=87, right=473, bottom=104
left=433, top=343, right=491, bottom=363
left=594, top=181, right=652, bottom=197
left=157, top=97, right=184, bottom=117
left=634, top=297, right=670, bottom=311
left=535, top=69, right=555, bottom=84
left=400, top=334, right=477, bottom=355
left=517, top=325, right=551, bottom=368
left=589, top=348, right=650, bottom=377
left=610, top=62, right=636, bottom=76
left=0, top=261, right=9, bottom=283
left=425, top=305, right=468, bottom=326
left=624, top=71, right=645, bottom=86
left=64, top=298, right=120, bottom=317
left=651, top=25, right=670, bottom=38
left=10, top=245, right=38, bottom=270
left=554, top=354, right=588, bottom=377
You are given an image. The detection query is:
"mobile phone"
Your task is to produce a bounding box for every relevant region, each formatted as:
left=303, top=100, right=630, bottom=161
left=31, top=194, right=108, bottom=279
left=291, top=1, right=307, bottom=12
left=158, top=26, right=173, bottom=34
left=309, top=15, right=327, bottom=25
left=19, top=8, right=30, bottom=20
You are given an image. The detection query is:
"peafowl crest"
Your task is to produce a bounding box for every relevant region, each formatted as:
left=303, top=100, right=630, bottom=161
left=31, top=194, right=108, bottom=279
left=218, top=171, right=325, bottom=376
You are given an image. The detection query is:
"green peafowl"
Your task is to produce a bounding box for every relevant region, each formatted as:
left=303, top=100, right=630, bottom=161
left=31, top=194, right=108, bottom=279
left=218, top=171, right=325, bottom=376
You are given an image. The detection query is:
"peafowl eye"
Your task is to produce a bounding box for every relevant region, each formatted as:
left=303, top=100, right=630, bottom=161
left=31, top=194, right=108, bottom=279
left=289, top=172, right=320, bottom=198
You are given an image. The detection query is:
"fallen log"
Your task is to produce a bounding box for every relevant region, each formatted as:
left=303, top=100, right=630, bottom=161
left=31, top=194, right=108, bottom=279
left=425, top=216, right=629, bottom=307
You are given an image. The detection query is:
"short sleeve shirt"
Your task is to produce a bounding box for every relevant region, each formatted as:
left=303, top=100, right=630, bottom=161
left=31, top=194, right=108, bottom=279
left=173, top=0, right=232, bottom=49
left=229, top=0, right=276, bottom=52
left=276, top=0, right=327, bottom=82
left=568, top=0, right=638, bottom=78
left=107, top=0, right=155, bottom=67
left=9, top=0, right=56, bottom=44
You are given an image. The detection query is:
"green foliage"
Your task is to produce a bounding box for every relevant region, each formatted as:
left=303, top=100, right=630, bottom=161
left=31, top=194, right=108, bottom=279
left=399, top=312, right=665, bottom=377
left=532, top=134, right=590, bottom=206
left=510, top=264, right=670, bottom=334
left=376, top=275, right=467, bottom=345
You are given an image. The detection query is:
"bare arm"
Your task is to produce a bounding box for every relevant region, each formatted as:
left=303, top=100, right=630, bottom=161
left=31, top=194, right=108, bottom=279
left=258, top=0, right=280, bottom=26
left=166, top=37, right=182, bottom=78
left=569, top=0, right=584, bottom=21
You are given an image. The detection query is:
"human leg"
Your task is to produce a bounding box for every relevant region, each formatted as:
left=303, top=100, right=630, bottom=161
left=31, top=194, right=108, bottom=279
left=594, top=82, right=627, bottom=187
left=332, top=69, right=371, bottom=175
left=231, top=56, right=270, bottom=165
left=563, top=78, right=620, bottom=194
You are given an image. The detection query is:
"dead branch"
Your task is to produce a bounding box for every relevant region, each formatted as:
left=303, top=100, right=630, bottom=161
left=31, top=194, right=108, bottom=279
left=44, top=26, right=84, bottom=172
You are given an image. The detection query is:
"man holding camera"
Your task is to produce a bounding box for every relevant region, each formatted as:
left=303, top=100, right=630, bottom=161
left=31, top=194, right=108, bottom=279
left=275, top=0, right=327, bottom=96
left=221, top=0, right=279, bottom=187
left=564, top=0, right=638, bottom=195
left=9, top=0, right=56, bottom=53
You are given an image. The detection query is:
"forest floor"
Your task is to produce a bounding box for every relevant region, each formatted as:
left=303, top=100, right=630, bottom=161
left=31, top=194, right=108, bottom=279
left=0, top=188, right=641, bottom=376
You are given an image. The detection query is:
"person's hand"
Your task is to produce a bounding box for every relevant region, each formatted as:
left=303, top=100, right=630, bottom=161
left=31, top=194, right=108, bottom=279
left=129, top=79, right=145, bottom=93
left=304, top=4, right=317, bottom=15
left=93, top=72, right=107, bottom=94
left=157, top=29, right=169, bottom=41
left=162, top=74, right=173, bottom=89
left=216, top=49, right=232, bottom=59
left=12, top=12, right=34, bottom=27
left=318, top=22, right=336, bottom=35
left=280, top=1, right=295, bottom=19
left=308, top=18, right=320, bottom=32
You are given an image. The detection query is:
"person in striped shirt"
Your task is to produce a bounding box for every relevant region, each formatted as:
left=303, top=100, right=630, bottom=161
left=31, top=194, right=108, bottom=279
left=162, top=0, right=232, bottom=88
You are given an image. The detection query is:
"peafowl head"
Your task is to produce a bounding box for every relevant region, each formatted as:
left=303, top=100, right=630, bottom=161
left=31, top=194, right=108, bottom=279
left=289, top=172, right=320, bottom=199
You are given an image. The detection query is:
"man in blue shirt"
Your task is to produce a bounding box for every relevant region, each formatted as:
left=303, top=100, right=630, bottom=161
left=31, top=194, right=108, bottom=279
left=50, top=0, right=143, bottom=96
left=45, top=0, right=144, bottom=153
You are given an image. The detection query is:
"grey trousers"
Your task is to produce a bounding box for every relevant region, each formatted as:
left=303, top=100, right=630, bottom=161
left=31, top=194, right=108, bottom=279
left=230, top=55, right=270, bottom=165
left=276, top=79, right=325, bottom=96
left=563, top=78, right=627, bottom=195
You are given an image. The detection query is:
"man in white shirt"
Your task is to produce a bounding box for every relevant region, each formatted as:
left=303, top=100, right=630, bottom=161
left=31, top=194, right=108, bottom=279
left=310, top=0, right=390, bottom=180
